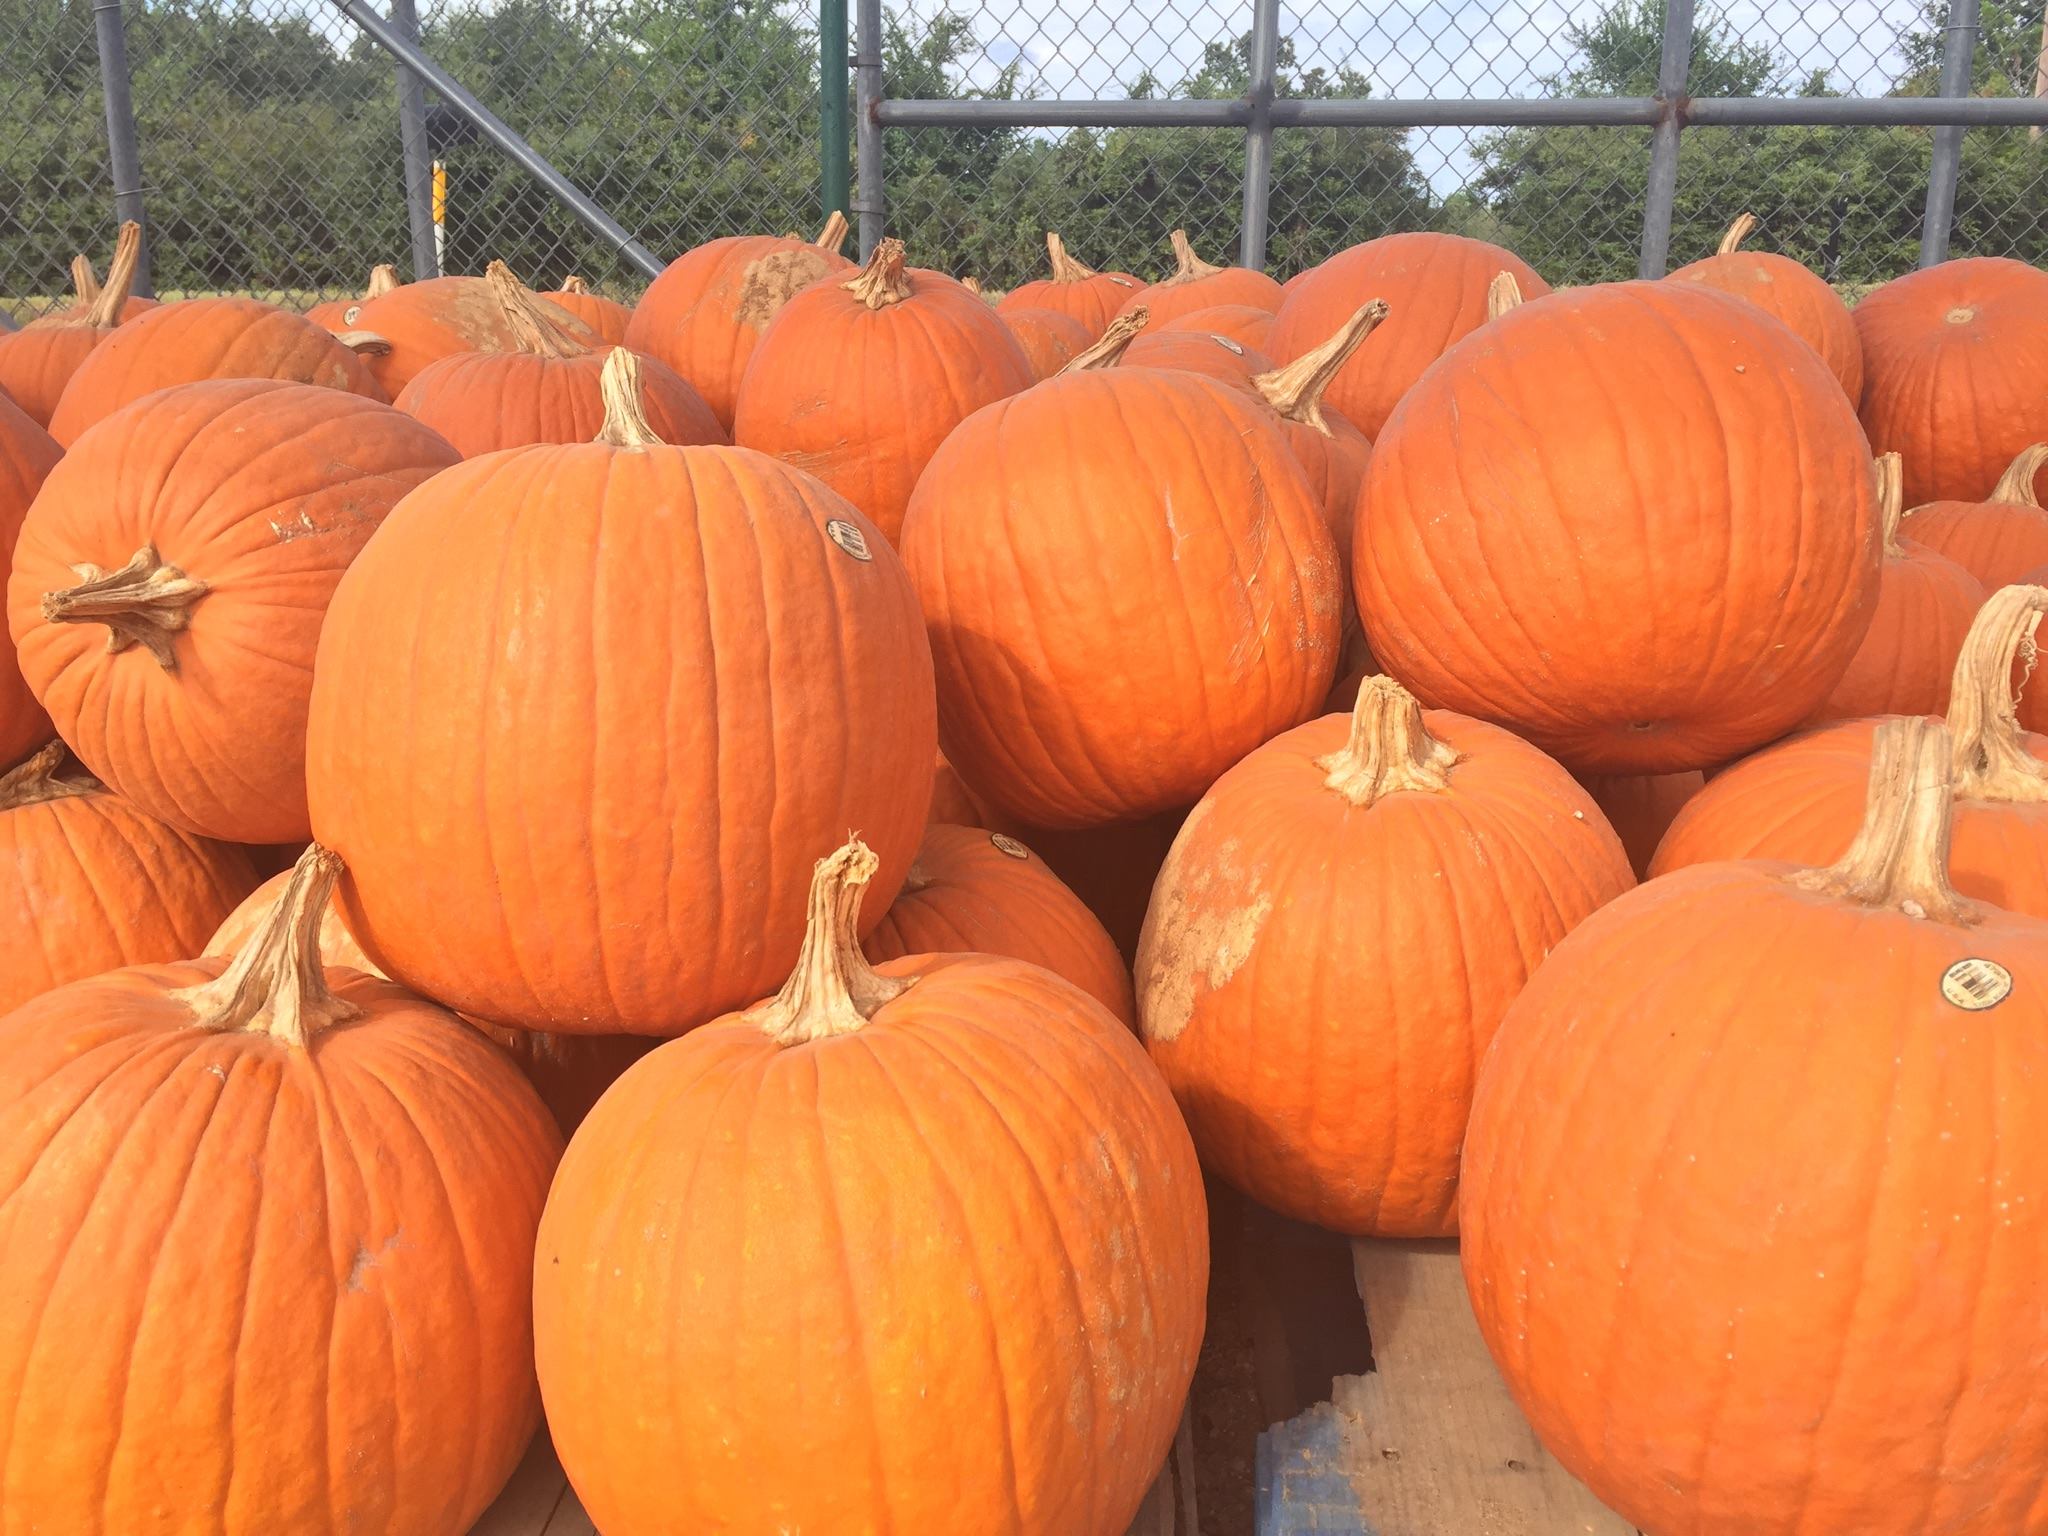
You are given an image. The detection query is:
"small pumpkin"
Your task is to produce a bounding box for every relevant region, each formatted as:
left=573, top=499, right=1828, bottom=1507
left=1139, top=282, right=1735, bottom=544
left=995, top=231, right=1145, bottom=332
left=346, top=269, right=599, bottom=399
left=0, top=221, right=147, bottom=426
left=1900, top=442, right=2048, bottom=590
left=550, top=274, right=632, bottom=342
left=533, top=840, right=1206, bottom=1536
left=304, top=261, right=402, bottom=333
left=1116, top=228, right=1283, bottom=325
left=0, top=395, right=60, bottom=770
left=1575, top=769, right=1705, bottom=880
left=1666, top=213, right=1863, bottom=399
left=1160, top=302, right=1276, bottom=352
left=1001, top=304, right=1095, bottom=380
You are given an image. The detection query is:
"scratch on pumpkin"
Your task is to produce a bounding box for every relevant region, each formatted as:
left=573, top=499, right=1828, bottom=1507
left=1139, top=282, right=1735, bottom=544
left=1139, top=825, right=1271, bottom=1043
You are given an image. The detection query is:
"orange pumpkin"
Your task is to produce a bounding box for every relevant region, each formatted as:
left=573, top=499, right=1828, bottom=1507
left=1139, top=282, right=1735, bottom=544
left=1359, top=281, right=1881, bottom=773
left=46, top=297, right=386, bottom=447
left=0, top=847, right=560, bottom=1534
left=346, top=270, right=598, bottom=399
left=733, top=239, right=1034, bottom=544
left=622, top=212, right=853, bottom=431
left=1666, top=213, right=1863, bottom=399
left=0, top=221, right=146, bottom=426
left=304, top=261, right=401, bottom=333
left=1116, top=228, right=1283, bottom=324
left=393, top=264, right=722, bottom=455
left=306, top=351, right=936, bottom=1036
left=995, top=230, right=1145, bottom=331
left=1120, top=325, right=1275, bottom=390
left=1857, top=256, right=2048, bottom=505
left=550, top=273, right=632, bottom=342
left=0, top=396, right=60, bottom=771
left=1160, top=302, right=1276, bottom=351
left=0, top=742, right=257, bottom=1014
left=901, top=353, right=1340, bottom=828
left=928, top=747, right=1009, bottom=831
left=1138, top=677, right=1633, bottom=1237
left=1463, top=716, right=2048, bottom=1536
left=864, top=822, right=1135, bottom=1025
left=1899, top=441, right=2048, bottom=589
left=1268, top=232, right=1552, bottom=436
left=533, top=840, right=1205, bottom=1536
left=1575, top=769, right=1705, bottom=880
left=1001, top=304, right=1095, bottom=380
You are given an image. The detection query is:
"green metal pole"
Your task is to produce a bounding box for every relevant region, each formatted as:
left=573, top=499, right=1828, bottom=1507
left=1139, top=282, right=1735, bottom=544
left=820, top=0, right=850, bottom=227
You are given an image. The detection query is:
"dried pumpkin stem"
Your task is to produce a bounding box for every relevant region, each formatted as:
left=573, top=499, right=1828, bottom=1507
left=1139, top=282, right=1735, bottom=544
left=1717, top=212, right=1758, bottom=256
left=485, top=259, right=589, bottom=359
left=1990, top=444, right=2048, bottom=508
left=173, top=846, right=363, bottom=1048
left=82, top=221, right=142, bottom=330
left=1318, top=675, right=1459, bottom=804
left=70, top=254, right=100, bottom=307
left=1875, top=452, right=1905, bottom=558
left=1045, top=231, right=1098, bottom=283
left=363, top=263, right=401, bottom=300
left=1948, top=583, right=2048, bottom=804
left=1789, top=716, right=1973, bottom=923
left=961, top=275, right=983, bottom=295
left=560, top=274, right=591, bottom=295
left=1060, top=308, right=1149, bottom=374
left=815, top=210, right=850, bottom=253
left=594, top=347, right=666, bottom=448
left=334, top=331, right=392, bottom=357
left=750, top=841, right=910, bottom=1046
left=0, top=741, right=101, bottom=813
left=1163, top=228, right=1225, bottom=284
left=844, top=239, right=912, bottom=309
left=1485, top=271, right=1524, bottom=322
left=40, top=544, right=208, bottom=671
left=1254, top=299, right=1389, bottom=433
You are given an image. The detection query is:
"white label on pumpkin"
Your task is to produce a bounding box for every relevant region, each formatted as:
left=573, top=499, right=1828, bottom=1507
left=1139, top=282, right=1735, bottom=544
left=1941, top=958, right=2012, bottom=1011
left=825, top=519, right=872, bottom=561
left=990, top=833, right=1030, bottom=860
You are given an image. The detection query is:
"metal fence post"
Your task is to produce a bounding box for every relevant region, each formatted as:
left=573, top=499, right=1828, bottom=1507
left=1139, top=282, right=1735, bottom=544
left=1240, top=0, right=1280, bottom=270
left=854, top=0, right=884, bottom=257
left=1638, top=0, right=1695, bottom=278
left=821, top=0, right=850, bottom=226
left=390, top=0, right=438, bottom=280
left=1922, top=0, right=1982, bottom=267
left=91, top=0, right=152, bottom=297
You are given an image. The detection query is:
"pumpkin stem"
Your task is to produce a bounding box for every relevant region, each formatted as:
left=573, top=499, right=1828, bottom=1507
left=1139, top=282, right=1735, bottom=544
left=81, top=221, right=142, bottom=330
left=961, top=274, right=984, bottom=296
left=1947, top=583, right=2048, bottom=804
left=484, top=259, right=589, bottom=359
left=1254, top=299, right=1389, bottom=434
left=1045, top=231, right=1098, bottom=284
left=1164, top=228, right=1226, bottom=285
left=1876, top=452, right=1905, bottom=558
left=334, top=331, right=392, bottom=357
left=1486, top=271, right=1524, bottom=322
left=1060, top=308, right=1149, bottom=374
left=1788, top=716, right=1973, bottom=924
left=749, top=840, right=911, bottom=1046
left=1717, top=212, right=1759, bottom=256
left=844, top=239, right=912, bottom=310
left=363, top=263, right=401, bottom=300
left=815, top=210, right=851, bottom=253
left=1317, top=675, right=1460, bottom=804
left=40, top=544, right=208, bottom=671
left=1989, top=444, right=2048, bottom=508
left=594, top=347, right=666, bottom=448
left=560, top=274, right=591, bottom=295
left=173, top=846, right=364, bottom=1049
left=69, top=253, right=100, bottom=308
left=0, top=740, right=101, bottom=813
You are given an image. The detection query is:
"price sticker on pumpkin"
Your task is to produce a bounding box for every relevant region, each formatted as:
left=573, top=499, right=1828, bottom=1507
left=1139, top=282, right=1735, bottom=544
left=825, top=518, right=871, bottom=562
left=1941, top=958, right=2012, bottom=1011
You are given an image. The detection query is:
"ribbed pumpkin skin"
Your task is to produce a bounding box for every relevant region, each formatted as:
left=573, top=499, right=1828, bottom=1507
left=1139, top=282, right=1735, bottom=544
left=1576, top=770, right=1705, bottom=880
left=1667, top=248, right=1863, bottom=400
left=1161, top=303, right=1276, bottom=351
left=1121, top=329, right=1274, bottom=390
left=1117, top=266, right=1283, bottom=326
left=306, top=447, right=936, bottom=1036
left=1856, top=257, right=2048, bottom=505
left=733, top=265, right=1035, bottom=545
left=0, top=963, right=561, bottom=1535
left=901, top=369, right=1341, bottom=828
left=1138, top=708, right=1634, bottom=1237
left=346, top=275, right=597, bottom=399
left=550, top=285, right=632, bottom=342
left=0, top=398, right=60, bottom=770
left=1805, top=538, right=1983, bottom=724
left=0, top=327, right=105, bottom=427
left=1268, top=233, right=1552, bottom=437
left=997, top=268, right=1144, bottom=332
left=1359, top=283, right=1882, bottom=773
left=1270, top=407, right=1371, bottom=574
left=9, top=382, right=460, bottom=843
left=865, top=823, right=1136, bottom=1025
left=46, top=298, right=385, bottom=446
left=1461, top=861, right=2048, bottom=1536
left=533, top=954, right=1206, bottom=1536
left=1002, top=305, right=1094, bottom=380
left=623, top=235, right=854, bottom=430
left=393, top=347, right=724, bottom=456
left=1903, top=495, right=2048, bottom=590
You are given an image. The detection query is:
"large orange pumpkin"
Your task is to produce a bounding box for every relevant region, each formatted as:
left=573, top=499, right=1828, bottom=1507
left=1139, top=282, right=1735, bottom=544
left=346, top=270, right=598, bottom=399
left=1463, top=716, right=2048, bottom=1536
left=1359, top=281, right=1882, bottom=773
left=0, top=396, right=60, bottom=771
left=1666, top=212, right=1864, bottom=400
left=863, top=822, right=1135, bottom=1025
left=1268, top=232, right=1552, bottom=437
left=533, top=840, right=1206, bottom=1536
left=10, top=381, right=458, bottom=844
left=1120, top=325, right=1274, bottom=391
left=1856, top=255, right=2048, bottom=505
left=1576, top=769, right=1705, bottom=880
left=1899, top=441, right=2048, bottom=589
left=306, top=351, right=936, bottom=1036
left=393, top=264, right=722, bottom=455
left=622, top=213, right=853, bottom=431
left=0, top=742, right=257, bottom=1015
left=1138, top=677, right=1633, bottom=1237
left=1001, top=304, right=1095, bottom=380
left=0, top=221, right=146, bottom=427
left=0, top=847, right=560, bottom=1534
left=995, top=231, right=1145, bottom=332
left=901, top=358, right=1340, bottom=828
left=304, top=262, right=402, bottom=333
left=549, top=274, right=632, bottom=342
left=1116, top=228, right=1283, bottom=324
left=46, top=296, right=386, bottom=446
left=1160, top=301, right=1275, bottom=351
left=733, top=239, right=1034, bottom=544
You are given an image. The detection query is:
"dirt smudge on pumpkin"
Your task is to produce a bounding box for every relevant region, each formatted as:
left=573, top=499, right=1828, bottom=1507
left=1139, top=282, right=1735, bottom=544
left=735, top=247, right=838, bottom=331
left=1137, top=818, right=1271, bottom=1044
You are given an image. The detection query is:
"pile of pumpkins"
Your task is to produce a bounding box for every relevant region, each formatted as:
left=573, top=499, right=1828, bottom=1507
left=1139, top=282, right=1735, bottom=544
left=2, top=198, right=2047, bottom=1536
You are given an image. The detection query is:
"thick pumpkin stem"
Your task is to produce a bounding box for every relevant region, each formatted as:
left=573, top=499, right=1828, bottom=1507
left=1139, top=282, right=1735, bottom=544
left=1948, top=583, right=2048, bottom=804
left=82, top=222, right=142, bottom=329
left=1717, top=212, right=1759, bottom=256
left=0, top=740, right=101, bottom=813
left=1788, top=716, right=1973, bottom=924
left=173, top=846, right=363, bottom=1048
left=845, top=238, right=912, bottom=309
left=1990, top=444, right=2048, bottom=508
left=484, top=259, right=589, bottom=359
left=1318, top=675, right=1459, bottom=804
left=1876, top=452, right=1905, bottom=558
left=1162, top=228, right=1226, bottom=285
left=40, top=545, right=208, bottom=671
left=363, top=263, right=401, bottom=300
left=1045, top=231, right=1098, bottom=284
left=594, top=347, right=666, bottom=448
left=70, top=254, right=100, bottom=307
left=1254, top=299, right=1389, bottom=434
left=1060, top=308, right=1149, bottom=374
left=334, top=331, right=392, bottom=357
left=816, top=210, right=851, bottom=254
left=750, top=840, right=911, bottom=1046
left=1486, top=271, right=1524, bottom=322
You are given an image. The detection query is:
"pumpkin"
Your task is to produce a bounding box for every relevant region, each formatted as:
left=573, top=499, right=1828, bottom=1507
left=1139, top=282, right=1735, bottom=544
left=1650, top=583, right=2048, bottom=917
left=1899, top=441, right=2048, bottom=589
left=1575, top=769, right=1705, bottom=880
left=533, top=839, right=1206, bottom=1536
left=1002, top=304, right=1095, bottom=380
left=1806, top=451, right=1984, bottom=724
left=0, top=221, right=146, bottom=426
left=1856, top=255, right=2048, bottom=505
left=306, top=350, right=937, bottom=1036
left=929, top=747, right=1012, bottom=833
left=1138, top=676, right=1633, bottom=1237
left=550, top=274, right=632, bottom=342
left=0, top=395, right=60, bottom=771
left=1462, top=715, right=2048, bottom=1536
left=9, top=380, right=459, bottom=843
left=0, top=847, right=561, bottom=1534
left=864, top=823, right=1135, bottom=1025
left=304, top=261, right=401, bottom=333
left=1666, top=212, right=1864, bottom=399
left=622, top=212, right=853, bottom=431
left=1268, top=232, right=1552, bottom=437
left=1359, top=281, right=1881, bottom=773
left=346, top=270, right=599, bottom=399
left=1116, top=228, right=1283, bottom=324
left=1120, top=326, right=1275, bottom=390
left=995, top=230, right=1145, bottom=332
left=0, top=742, right=257, bottom=1015
left=1160, top=302, right=1276, bottom=351
left=393, top=264, right=722, bottom=455
left=901, top=343, right=1340, bottom=829
left=46, top=296, right=386, bottom=447
left=1022, top=809, right=1186, bottom=965
left=733, top=238, right=1034, bottom=544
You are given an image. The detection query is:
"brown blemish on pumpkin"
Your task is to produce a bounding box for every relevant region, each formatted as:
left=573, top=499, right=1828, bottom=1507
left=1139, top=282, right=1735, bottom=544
left=1137, top=820, right=1272, bottom=1044
left=1947, top=306, right=1977, bottom=325
left=735, top=247, right=838, bottom=331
